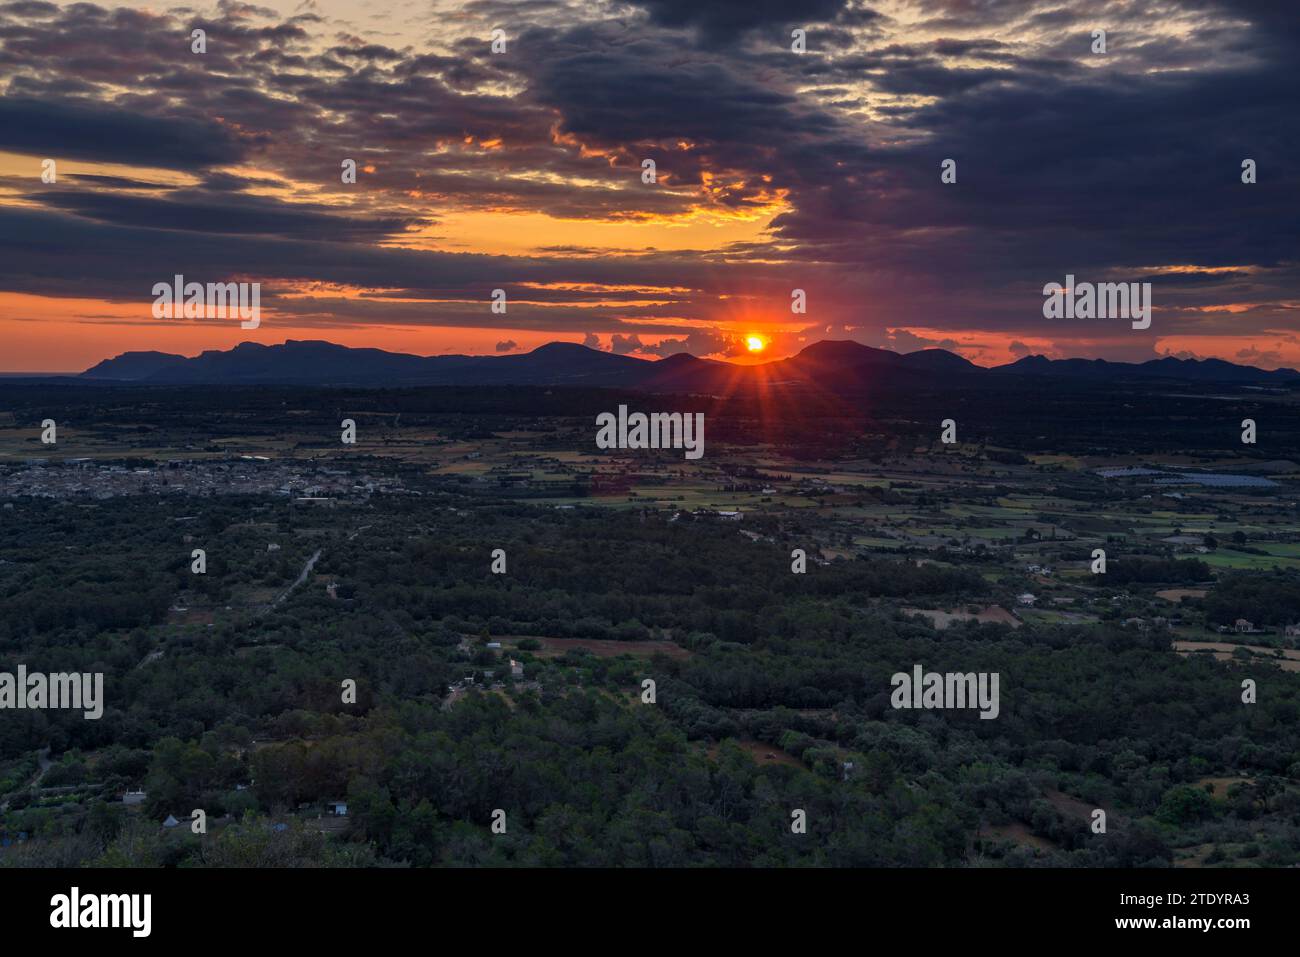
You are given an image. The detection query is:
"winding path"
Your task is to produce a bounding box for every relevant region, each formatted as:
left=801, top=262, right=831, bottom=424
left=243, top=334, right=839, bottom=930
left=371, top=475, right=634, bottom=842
left=271, top=548, right=322, bottom=608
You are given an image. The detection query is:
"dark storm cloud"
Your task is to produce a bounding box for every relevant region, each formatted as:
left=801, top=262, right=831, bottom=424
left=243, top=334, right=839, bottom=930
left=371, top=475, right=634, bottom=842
left=907, top=0, right=1036, bottom=30
left=521, top=23, right=833, bottom=146
left=32, top=187, right=421, bottom=239
left=66, top=174, right=181, bottom=190
left=741, top=0, right=1300, bottom=344
left=507, top=21, right=864, bottom=209
left=630, top=0, right=858, bottom=44
left=0, top=97, right=239, bottom=169
left=0, top=1, right=59, bottom=16
left=0, top=205, right=736, bottom=330
left=326, top=43, right=405, bottom=61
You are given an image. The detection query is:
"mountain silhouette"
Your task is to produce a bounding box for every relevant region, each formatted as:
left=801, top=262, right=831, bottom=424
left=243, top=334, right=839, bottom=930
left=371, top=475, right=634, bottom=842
left=76, top=339, right=1298, bottom=391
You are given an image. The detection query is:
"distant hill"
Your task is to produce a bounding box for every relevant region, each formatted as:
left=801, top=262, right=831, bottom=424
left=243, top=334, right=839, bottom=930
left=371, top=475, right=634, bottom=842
left=73, top=339, right=1300, bottom=392
left=993, top=353, right=1300, bottom=384
left=82, top=350, right=189, bottom=380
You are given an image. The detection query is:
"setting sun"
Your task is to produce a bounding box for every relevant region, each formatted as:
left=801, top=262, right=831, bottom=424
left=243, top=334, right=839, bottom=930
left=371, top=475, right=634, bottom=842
left=746, top=335, right=767, bottom=353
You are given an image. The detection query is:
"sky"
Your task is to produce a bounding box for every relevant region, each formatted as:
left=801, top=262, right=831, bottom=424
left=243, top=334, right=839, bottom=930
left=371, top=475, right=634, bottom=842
left=0, top=0, right=1296, bottom=372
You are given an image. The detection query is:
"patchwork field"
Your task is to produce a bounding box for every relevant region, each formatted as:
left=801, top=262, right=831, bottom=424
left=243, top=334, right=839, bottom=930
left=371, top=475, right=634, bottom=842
left=501, top=636, right=693, bottom=660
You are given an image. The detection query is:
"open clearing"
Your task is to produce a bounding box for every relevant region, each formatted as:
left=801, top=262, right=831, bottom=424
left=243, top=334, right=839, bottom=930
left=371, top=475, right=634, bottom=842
left=705, top=738, right=803, bottom=769
left=978, top=822, right=1057, bottom=852
left=902, top=606, right=1021, bottom=628
left=504, top=636, right=691, bottom=660
left=1174, top=641, right=1300, bottom=671
left=1195, top=775, right=1256, bottom=797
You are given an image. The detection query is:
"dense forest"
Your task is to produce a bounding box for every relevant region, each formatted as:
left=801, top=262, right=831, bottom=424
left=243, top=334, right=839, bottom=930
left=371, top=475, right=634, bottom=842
left=2, top=490, right=1298, bottom=867
left=1204, top=572, right=1300, bottom=626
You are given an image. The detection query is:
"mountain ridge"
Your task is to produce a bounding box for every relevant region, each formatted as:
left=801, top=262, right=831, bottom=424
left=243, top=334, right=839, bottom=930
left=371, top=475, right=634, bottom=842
left=73, top=339, right=1300, bottom=391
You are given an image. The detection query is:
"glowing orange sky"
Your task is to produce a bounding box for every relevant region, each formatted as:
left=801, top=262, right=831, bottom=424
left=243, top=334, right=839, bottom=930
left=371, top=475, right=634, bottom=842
left=0, top=293, right=578, bottom=371
left=6, top=290, right=1296, bottom=373
left=1, top=2, right=1296, bottom=374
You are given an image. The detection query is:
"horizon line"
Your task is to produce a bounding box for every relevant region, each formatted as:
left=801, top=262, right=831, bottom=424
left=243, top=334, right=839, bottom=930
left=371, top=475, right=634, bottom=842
left=3, top=337, right=1287, bottom=377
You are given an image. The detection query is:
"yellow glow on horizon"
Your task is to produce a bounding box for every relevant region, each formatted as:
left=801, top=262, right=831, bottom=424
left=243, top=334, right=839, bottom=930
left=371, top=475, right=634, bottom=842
left=392, top=203, right=785, bottom=255
left=0, top=151, right=200, bottom=188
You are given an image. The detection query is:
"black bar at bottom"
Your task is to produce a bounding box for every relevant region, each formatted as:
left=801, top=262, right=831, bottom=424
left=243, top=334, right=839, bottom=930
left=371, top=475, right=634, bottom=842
left=0, top=866, right=1287, bottom=943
